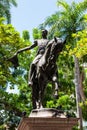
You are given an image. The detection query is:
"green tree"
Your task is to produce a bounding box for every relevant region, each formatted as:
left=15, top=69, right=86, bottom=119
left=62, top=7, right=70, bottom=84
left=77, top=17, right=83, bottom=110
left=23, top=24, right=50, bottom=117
left=32, top=28, right=42, bottom=39
left=22, top=30, right=30, bottom=41
left=72, top=28, right=87, bottom=121
left=40, top=0, right=87, bottom=129
left=0, top=0, right=17, bottom=23
left=0, top=18, right=33, bottom=129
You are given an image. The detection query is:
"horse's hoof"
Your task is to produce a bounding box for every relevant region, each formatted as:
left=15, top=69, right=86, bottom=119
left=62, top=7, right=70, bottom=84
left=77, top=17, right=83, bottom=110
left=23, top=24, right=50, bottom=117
left=54, top=94, right=58, bottom=99
left=28, top=81, right=33, bottom=86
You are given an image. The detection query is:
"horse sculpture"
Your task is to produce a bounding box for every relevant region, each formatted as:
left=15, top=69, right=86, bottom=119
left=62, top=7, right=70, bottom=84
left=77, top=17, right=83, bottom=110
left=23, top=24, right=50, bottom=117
left=31, top=37, right=66, bottom=109
left=8, top=37, right=66, bottom=109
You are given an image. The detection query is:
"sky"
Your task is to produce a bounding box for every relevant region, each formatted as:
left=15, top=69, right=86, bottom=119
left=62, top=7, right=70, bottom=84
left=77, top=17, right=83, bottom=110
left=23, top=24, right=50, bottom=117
left=11, top=0, right=82, bottom=41
left=11, top=0, right=58, bottom=40
left=11, top=0, right=83, bottom=40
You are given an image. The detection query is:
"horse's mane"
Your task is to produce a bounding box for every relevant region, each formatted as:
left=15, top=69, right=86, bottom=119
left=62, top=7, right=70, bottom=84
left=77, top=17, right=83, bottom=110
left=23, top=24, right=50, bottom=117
left=39, top=37, right=64, bottom=68
left=45, top=37, right=63, bottom=55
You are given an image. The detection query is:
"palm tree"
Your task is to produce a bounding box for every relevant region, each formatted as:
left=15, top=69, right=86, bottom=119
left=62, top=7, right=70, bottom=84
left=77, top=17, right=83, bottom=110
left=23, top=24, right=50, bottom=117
left=0, top=0, right=17, bottom=23
left=40, top=0, right=87, bottom=129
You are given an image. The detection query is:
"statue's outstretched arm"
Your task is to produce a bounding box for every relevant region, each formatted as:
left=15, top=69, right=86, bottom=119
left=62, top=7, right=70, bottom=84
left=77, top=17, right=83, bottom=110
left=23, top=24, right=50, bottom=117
left=17, top=41, right=37, bottom=54
left=8, top=41, right=37, bottom=68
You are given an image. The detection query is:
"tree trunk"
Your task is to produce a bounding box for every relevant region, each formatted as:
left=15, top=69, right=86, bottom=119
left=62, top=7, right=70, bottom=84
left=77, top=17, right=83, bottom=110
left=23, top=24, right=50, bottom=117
left=79, top=68, right=86, bottom=101
left=74, top=56, right=83, bottom=130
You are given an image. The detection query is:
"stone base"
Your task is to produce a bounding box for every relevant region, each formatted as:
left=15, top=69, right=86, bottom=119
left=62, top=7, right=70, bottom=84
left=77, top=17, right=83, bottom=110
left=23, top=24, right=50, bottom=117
left=29, top=108, right=66, bottom=118
left=18, top=117, right=79, bottom=130
left=17, top=108, right=79, bottom=130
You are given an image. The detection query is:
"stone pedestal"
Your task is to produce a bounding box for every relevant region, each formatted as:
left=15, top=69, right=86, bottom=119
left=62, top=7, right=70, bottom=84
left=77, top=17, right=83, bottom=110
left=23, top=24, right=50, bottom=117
left=18, top=117, right=79, bottom=130
left=17, top=108, right=79, bottom=130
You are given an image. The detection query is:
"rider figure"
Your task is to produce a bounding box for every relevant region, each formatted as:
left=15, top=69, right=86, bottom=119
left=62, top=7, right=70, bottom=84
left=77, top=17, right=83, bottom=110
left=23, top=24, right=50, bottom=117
left=28, top=29, right=49, bottom=85
left=15, top=29, right=49, bottom=85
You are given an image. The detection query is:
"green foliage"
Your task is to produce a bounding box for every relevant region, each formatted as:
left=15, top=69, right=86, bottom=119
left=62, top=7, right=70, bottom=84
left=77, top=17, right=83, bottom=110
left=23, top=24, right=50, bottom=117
left=22, top=30, right=30, bottom=41
left=0, top=0, right=17, bottom=23
left=80, top=100, right=87, bottom=121
left=71, top=29, right=87, bottom=59
left=0, top=18, right=33, bottom=129
left=56, top=95, right=74, bottom=109
left=46, top=93, right=75, bottom=111
left=72, top=126, right=79, bottom=130
left=32, top=28, right=42, bottom=39
left=0, top=18, right=23, bottom=86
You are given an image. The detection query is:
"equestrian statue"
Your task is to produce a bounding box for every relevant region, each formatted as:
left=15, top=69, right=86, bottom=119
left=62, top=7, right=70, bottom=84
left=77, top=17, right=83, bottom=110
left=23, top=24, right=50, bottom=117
left=8, top=30, right=66, bottom=109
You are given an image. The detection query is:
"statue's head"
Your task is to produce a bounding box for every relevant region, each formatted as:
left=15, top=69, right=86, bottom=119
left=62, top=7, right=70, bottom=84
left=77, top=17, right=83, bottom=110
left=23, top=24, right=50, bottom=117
left=42, top=29, right=48, bottom=38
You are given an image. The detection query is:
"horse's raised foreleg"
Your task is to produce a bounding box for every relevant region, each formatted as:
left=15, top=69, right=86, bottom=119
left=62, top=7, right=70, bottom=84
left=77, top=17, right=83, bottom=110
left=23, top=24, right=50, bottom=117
left=52, top=74, right=59, bottom=99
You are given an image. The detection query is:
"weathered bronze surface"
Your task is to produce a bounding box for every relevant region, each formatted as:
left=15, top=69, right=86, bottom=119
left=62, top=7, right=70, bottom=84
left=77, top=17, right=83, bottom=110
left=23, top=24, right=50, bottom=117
left=8, top=30, right=66, bottom=109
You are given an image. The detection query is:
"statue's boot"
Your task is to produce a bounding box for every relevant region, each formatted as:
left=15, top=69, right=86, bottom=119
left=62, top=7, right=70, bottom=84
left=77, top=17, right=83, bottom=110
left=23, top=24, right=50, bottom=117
left=28, top=64, right=36, bottom=86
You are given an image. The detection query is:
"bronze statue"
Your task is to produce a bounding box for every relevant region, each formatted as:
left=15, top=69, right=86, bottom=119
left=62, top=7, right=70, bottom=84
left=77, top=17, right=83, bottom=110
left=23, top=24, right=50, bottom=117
left=28, top=30, right=49, bottom=86
left=8, top=30, right=66, bottom=109
left=30, top=37, right=66, bottom=109
left=9, top=29, right=49, bottom=79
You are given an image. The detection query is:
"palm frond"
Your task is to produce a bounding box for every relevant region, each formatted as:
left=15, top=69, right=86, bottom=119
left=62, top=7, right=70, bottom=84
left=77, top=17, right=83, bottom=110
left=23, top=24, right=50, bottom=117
left=56, top=0, right=70, bottom=11
left=9, top=0, right=17, bottom=7
left=0, top=0, right=17, bottom=23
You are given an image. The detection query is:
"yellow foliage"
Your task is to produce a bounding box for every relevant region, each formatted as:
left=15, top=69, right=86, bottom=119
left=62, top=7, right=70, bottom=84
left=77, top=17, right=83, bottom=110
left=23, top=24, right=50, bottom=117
left=70, top=30, right=87, bottom=58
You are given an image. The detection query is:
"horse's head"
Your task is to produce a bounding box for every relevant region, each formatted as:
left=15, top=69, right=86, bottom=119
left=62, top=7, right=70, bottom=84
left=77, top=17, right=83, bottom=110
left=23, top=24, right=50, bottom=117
left=44, top=37, right=66, bottom=63
left=50, top=37, right=66, bottom=55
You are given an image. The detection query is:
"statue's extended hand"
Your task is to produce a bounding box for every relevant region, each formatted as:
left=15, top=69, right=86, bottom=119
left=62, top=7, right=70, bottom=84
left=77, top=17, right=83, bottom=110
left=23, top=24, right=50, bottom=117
left=7, top=52, right=19, bottom=69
